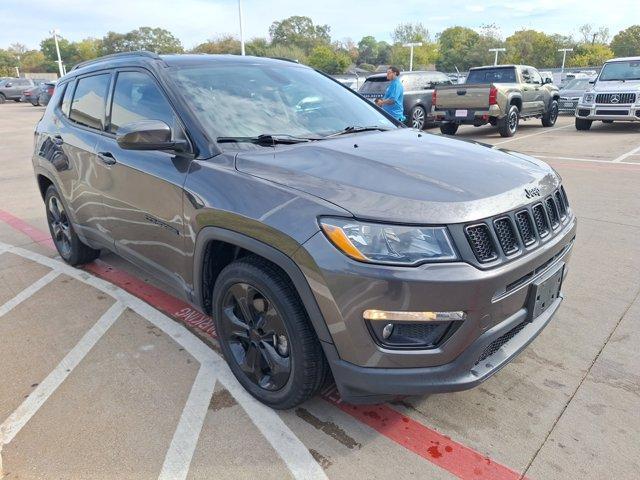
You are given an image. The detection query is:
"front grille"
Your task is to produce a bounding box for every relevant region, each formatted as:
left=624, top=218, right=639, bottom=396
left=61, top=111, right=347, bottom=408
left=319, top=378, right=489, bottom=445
left=546, top=197, right=559, bottom=228
left=462, top=187, right=570, bottom=266
left=465, top=224, right=497, bottom=262
left=476, top=322, right=527, bottom=365
left=596, top=109, right=629, bottom=116
left=596, top=93, right=636, bottom=104
left=532, top=203, right=550, bottom=237
left=493, top=218, right=519, bottom=255
left=515, top=210, right=536, bottom=246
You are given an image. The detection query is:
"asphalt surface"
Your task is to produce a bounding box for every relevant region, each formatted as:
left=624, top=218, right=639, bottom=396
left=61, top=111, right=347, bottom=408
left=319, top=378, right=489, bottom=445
left=0, top=102, right=639, bottom=480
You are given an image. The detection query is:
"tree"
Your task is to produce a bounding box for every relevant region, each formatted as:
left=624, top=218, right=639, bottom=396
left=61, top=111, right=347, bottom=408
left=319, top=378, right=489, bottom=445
left=577, top=24, right=610, bottom=45
left=102, top=27, right=183, bottom=54
left=357, top=36, right=379, bottom=65
left=392, top=22, right=430, bottom=43
left=376, top=41, right=392, bottom=65
left=40, top=36, right=78, bottom=71
left=269, top=16, right=331, bottom=54
left=265, top=44, right=307, bottom=64
left=0, top=49, right=18, bottom=76
left=307, top=44, right=350, bottom=74
left=436, top=26, right=481, bottom=71
left=192, top=36, right=241, bottom=55
left=505, top=30, right=557, bottom=68
left=568, top=44, right=614, bottom=67
left=610, top=25, right=640, bottom=57
left=8, top=43, right=28, bottom=55
left=246, top=38, right=269, bottom=57
left=389, top=42, right=439, bottom=71
left=74, top=38, right=103, bottom=63
left=20, top=50, right=50, bottom=73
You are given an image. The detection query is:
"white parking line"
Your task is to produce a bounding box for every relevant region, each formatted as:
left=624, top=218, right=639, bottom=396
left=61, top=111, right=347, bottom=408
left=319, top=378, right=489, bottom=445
left=0, top=242, right=327, bottom=480
left=533, top=155, right=640, bottom=166
left=612, top=144, right=640, bottom=163
left=494, top=124, right=573, bottom=145
left=0, top=270, right=60, bottom=317
left=0, top=301, right=125, bottom=474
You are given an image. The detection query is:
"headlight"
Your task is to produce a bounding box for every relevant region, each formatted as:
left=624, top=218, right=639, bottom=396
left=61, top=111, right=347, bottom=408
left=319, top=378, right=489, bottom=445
left=582, top=93, right=595, bottom=104
left=319, top=218, right=458, bottom=265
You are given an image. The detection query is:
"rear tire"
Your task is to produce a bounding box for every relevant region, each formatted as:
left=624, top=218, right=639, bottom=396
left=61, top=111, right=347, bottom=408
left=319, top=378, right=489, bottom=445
left=541, top=100, right=559, bottom=127
left=575, top=118, right=592, bottom=131
left=409, top=105, right=426, bottom=130
left=439, top=123, right=459, bottom=135
left=212, top=255, right=328, bottom=409
left=498, top=105, right=519, bottom=137
left=44, top=185, right=100, bottom=266
left=0, top=94, right=6, bottom=104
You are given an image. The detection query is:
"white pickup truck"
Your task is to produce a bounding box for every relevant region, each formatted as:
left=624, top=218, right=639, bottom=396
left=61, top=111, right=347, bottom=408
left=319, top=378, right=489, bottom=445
left=575, top=57, right=640, bottom=130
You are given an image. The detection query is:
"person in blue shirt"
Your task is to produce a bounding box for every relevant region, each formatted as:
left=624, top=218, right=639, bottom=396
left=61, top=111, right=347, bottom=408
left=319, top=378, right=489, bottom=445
left=375, top=66, right=405, bottom=122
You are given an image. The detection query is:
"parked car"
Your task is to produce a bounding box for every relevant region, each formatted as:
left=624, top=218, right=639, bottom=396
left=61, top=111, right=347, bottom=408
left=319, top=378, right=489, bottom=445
left=21, top=82, right=47, bottom=105
left=37, top=82, right=56, bottom=106
left=575, top=57, right=640, bottom=130
left=558, top=77, right=596, bottom=113
left=0, top=77, right=36, bottom=103
left=359, top=70, right=453, bottom=129
left=432, top=65, right=560, bottom=137
left=33, top=52, right=575, bottom=408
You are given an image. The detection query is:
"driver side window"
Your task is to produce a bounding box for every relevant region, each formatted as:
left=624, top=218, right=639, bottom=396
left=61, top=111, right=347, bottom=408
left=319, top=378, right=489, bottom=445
left=109, top=71, right=177, bottom=134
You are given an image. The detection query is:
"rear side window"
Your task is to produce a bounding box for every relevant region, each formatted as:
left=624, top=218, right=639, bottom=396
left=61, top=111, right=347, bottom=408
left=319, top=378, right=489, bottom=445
left=109, top=71, right=176, bottom=134
left=69, top=74, right=111, bottom=130
left=61, top=82, right=74, bottom=116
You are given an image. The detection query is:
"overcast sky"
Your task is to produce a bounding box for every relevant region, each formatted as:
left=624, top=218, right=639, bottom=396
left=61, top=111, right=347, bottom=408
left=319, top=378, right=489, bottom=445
left=1, top=0, right=637, bottom=50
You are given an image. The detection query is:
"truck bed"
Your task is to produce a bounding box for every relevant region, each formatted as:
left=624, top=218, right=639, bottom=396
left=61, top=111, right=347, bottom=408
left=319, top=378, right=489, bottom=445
left=433, top=83, right=493, bottom=110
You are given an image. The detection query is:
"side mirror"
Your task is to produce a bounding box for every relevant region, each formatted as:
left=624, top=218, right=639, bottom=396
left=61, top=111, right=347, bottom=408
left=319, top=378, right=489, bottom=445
left=544, top=78, right=553, bottom=84
left=116, top=120, right=187, bottom=152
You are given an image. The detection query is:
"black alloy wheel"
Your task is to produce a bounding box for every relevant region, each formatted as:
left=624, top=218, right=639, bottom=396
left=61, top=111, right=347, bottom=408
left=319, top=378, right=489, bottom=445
left=220, top=282, right=292, bottom=391
left=47, top=194, right=72, bottom=259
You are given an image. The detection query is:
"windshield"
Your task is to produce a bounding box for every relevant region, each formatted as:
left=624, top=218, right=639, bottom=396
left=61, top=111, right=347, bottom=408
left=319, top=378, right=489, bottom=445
left=563, top=79, right=592, bottom=90
left=169, top=64, right=395, bottom=139
left=599, top=61, right=640, bottom=81
left=466, top=67, right=517, bottom=83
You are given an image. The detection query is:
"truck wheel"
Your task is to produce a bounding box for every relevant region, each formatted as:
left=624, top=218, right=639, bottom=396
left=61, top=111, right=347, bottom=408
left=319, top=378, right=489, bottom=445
left=440, top=123, right=459, bottom=135
left=498, top=105, right=519, bottom=137
left=541, top=100, right=559, bottom=127
left=575, top=118, right=592, bottom=131
left=44, top=185, right=100, bottom=265
left=0, top=94, right=6, bottom=104
left=409, top=105, right=426, bottom=130
left=212, top=255, right=328, bottom=409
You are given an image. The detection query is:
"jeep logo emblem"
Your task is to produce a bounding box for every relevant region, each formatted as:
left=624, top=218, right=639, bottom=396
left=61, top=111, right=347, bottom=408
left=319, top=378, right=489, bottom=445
left=611, top=94, right=620, bottom=104
left=525, top=187, right=541, bottom=198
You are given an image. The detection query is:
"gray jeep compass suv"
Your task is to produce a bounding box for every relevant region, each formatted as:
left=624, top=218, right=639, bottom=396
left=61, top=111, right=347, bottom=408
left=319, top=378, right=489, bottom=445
left=32, top=52, right=576, bottom=408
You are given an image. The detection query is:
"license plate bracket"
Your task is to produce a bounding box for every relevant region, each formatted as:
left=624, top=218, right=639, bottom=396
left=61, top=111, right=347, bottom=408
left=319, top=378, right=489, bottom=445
left=527, top=263, right=564, bottom=322
left=455, top=109, right=468, bottom=117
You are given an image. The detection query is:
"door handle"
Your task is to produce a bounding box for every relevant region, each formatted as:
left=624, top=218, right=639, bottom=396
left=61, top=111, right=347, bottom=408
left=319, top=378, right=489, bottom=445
left=97, top=151, right=117, bottom=165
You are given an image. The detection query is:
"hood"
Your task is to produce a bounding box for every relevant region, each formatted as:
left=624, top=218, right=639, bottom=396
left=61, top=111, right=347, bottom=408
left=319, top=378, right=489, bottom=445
left=592, top=80, right=640, bottom=93
left=559, top=89, right=586, bottom=98
left=235, top=129, right=559, bottom=224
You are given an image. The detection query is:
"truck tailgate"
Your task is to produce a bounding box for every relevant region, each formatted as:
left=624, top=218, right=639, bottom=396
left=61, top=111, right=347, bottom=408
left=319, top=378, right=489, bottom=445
left=434, top=84, right=491, bottom=110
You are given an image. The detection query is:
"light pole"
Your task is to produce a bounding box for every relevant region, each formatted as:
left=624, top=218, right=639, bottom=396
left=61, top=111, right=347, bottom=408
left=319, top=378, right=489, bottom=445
left=558, top=48, right=573, bottom=76
left=489, top=48, right=506, bottom=66
left=50, top=29, right=64, bottom=77
left=402, top=42, right=422, bottom=71
left=238, top=0, right=245, bottom=56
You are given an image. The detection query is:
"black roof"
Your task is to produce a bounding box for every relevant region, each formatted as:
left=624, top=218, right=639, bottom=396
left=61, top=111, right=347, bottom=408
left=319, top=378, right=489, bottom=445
left=69, top=51, right=307, bottom=78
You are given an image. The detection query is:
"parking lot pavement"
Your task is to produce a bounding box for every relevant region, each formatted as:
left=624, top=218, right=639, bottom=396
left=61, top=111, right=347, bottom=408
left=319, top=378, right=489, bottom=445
left=1, top=102, right=639, bottom=479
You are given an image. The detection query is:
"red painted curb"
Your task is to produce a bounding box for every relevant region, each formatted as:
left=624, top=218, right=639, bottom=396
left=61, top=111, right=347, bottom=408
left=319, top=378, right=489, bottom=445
left=0, top=209, right=524, bottom=480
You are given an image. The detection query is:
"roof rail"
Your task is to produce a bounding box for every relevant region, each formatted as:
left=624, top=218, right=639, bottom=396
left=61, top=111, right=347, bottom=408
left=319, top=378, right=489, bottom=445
left=71, top=50, right=162, bottom=71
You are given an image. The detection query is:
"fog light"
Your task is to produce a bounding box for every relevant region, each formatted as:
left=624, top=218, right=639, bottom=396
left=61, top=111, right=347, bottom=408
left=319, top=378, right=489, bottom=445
left=363, top=310, right=466, bottom=322
left=382, top=323, right=394, bottom=339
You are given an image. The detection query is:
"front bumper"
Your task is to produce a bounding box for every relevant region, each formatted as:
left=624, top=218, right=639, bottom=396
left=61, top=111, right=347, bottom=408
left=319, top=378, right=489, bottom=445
left=295, top=213, right=576, bottom=402
left=575, top=103, right=640, bottom=121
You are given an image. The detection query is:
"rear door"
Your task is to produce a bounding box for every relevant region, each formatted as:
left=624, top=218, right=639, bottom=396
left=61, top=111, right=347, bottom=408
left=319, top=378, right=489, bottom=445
left=95, top=68, right=191, bottom=292
left=50, top=73, right=113, bottom=246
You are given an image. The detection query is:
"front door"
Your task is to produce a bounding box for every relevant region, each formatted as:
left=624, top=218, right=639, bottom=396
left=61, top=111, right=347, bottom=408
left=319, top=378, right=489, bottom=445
left=96, top=69, right=192, bottom=294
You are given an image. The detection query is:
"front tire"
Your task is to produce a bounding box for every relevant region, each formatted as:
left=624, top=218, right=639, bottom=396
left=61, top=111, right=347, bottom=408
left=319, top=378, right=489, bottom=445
left=212, top=256, right=328, bottom=409
left=439, top=123, right=459, bottom=135
left=0, top=94, right=6, bottom=104
left=409, top=105, right=426, bottom=130
left=498, top=105, right=519, bottom=137
left=575, top=118, right=592, bottom=131
left=44, top=185, right=100, bottom=265
left=542, top=100, right=558, bottom=127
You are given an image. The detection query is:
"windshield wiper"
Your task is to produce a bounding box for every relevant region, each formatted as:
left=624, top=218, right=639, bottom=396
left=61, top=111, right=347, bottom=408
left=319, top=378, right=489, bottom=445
left=216, top=134, right=317, bottom=145
left=323, top=125, right=392, bottom=138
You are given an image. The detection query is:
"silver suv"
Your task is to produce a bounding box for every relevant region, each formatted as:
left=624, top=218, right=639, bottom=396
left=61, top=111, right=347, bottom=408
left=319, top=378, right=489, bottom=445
left=575, top=57, right=640, bottom=129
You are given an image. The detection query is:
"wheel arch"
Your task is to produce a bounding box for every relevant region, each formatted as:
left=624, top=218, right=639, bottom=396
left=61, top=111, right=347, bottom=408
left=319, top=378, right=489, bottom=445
left=508, top=94, right=522, bottom=110
left=193, top=227, right=333, bottom=344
